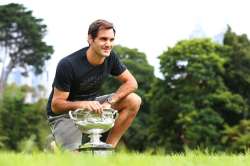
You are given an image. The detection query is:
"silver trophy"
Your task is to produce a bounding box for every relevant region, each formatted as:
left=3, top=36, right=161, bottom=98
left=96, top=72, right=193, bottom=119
left=69, top=108, right=118, bottom=152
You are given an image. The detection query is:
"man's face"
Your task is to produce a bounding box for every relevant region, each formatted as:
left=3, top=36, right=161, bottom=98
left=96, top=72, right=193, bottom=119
left=88, top=29, right=115, bottom=58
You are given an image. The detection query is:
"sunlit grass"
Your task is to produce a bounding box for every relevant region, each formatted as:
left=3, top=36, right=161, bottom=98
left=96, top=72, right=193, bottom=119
left=0, top=151, right=249, bottom=166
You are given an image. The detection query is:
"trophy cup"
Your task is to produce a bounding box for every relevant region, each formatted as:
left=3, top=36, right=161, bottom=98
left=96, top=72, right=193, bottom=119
left=69, top=108, right=118, bottom=154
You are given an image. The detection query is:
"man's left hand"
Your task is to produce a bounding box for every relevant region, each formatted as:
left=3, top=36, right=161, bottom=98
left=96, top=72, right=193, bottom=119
left=102, top=102, right=111, bottom=109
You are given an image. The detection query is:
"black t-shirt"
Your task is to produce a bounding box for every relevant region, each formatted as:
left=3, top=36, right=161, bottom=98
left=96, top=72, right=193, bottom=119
left=47, top=47, right=126, bottom=116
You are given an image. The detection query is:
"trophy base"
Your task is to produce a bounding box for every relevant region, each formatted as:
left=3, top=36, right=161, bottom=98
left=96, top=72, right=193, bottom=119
left=78, top=142, right=114, bottom=156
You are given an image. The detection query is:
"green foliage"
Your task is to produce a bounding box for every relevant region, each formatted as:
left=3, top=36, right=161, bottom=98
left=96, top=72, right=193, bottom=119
left=176, top=108, right=224, bottom=149
left=0, top=3, right=54, bottom=92
left=17, top=134, right=39, bottom=153
left=222, top=120, right=250, bottom=152
left=0, top=3, right=53, bottom=73
left=159, top=38, right=226, bottom=94
left=147, top=38, right=250, bottom=153
left=223, top=26, right=250, bottom=117
left=0, top=151, right=250, bottom=166
left=208, top=91, right=248, bottom=125
left=0, top=84, right=49, bottom=151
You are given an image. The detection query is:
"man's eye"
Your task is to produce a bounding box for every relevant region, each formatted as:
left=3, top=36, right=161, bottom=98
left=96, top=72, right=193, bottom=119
left=101, top=38, right=107, bottom=41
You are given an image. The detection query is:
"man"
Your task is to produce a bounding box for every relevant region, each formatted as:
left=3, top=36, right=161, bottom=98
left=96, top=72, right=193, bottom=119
left=47, top=19, right=141, bottom=151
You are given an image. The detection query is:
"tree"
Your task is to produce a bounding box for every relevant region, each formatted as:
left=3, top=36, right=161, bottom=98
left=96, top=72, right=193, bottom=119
left=223, top=26, right=250, bottom=118
left=0, top=84, right=49, bottom=151
left=147, top=38, right=248, bottom=152
left=0, top=3, right=53, bottom=93
left=222, top=120, right=250, bottom=152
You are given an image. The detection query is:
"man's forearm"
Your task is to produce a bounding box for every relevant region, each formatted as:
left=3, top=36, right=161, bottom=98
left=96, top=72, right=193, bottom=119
left=51, top=99, right=85, bottom=114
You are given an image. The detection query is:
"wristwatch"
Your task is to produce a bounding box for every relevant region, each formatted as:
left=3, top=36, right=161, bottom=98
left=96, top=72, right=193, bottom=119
left=107, top=96, right=116, bottom=105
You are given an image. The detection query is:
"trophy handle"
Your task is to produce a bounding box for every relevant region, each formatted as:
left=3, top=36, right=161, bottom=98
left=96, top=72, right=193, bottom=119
left=102, top=108, right=119, bottom=120
left=69, top=110, right=77, bottom=121
left=113, top=110, right=119, bottom=120
left=69, top=108, right=88, bottom=121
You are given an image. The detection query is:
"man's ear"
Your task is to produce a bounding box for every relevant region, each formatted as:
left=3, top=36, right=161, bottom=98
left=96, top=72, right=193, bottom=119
left=87, top=35, right=93, bottom=45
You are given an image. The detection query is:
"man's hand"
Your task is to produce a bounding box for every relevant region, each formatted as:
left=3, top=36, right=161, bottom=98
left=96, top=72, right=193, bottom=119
left=79, top=101, right=103, bottom=114
left=102, top=102, right=111, bottom=109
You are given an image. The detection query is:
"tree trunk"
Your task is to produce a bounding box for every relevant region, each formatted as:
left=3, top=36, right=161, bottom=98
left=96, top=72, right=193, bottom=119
left=0, top=61, right=14, bottom=94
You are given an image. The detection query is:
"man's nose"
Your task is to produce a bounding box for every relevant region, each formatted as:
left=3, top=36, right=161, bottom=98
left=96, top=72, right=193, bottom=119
left=105, top=40, right=112, bottom=47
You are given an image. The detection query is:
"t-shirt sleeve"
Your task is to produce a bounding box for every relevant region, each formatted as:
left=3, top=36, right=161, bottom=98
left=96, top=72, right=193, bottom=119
left=111, top=53, right=127, bottom=76
left=110, top=52, right=127, bottom=76
left=53, top=59, right=73, bottom=92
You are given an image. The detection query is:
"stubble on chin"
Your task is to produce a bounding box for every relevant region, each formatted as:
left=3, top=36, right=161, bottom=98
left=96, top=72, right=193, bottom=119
left=102, top=50, right=111, bottom=57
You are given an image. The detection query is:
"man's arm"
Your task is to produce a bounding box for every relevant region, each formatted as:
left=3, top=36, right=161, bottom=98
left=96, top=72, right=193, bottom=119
left=51, top=88, right=103, bottom=114
left=107, top=69, right=138, bottom=104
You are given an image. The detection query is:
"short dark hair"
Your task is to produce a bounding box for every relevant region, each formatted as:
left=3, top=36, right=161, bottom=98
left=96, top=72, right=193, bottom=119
left=88, top=19, right=116, bottom=39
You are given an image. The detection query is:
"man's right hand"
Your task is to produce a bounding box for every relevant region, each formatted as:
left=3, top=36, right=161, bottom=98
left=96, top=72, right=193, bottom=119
left=52, top=88, right=105, bottom=114
left=78, top=101, right=103, bottom=114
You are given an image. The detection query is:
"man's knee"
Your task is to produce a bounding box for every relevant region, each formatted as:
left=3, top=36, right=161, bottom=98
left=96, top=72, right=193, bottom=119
left=126, top=93, right=142, bottom=111
left=113, top=93, right=142, bottom=114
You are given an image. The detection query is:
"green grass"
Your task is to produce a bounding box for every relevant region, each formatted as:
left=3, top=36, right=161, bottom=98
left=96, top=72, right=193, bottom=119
left=0, top=151, right=249, bottom=166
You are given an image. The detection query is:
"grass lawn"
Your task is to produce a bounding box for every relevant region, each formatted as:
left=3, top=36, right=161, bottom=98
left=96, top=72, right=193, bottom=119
left=0, top=151, right=249, bottom=166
